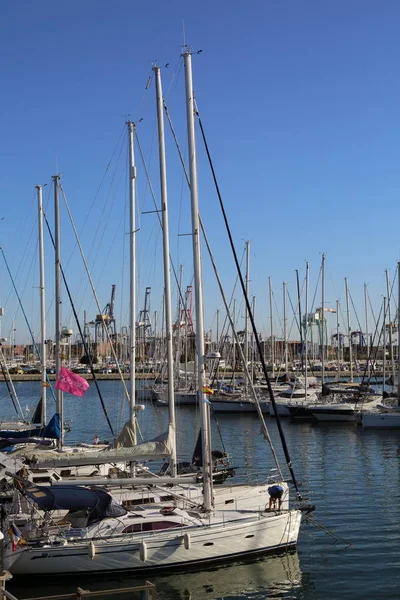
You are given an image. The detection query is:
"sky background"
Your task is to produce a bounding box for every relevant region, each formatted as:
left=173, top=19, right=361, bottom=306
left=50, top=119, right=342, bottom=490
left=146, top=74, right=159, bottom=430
left=1, top=0, right=399, bottom=349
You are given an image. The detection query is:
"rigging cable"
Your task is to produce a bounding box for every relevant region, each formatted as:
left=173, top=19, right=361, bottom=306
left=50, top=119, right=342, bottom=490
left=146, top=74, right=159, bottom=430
left=201, top=222, right=283, bottom=477
left=42, top=211, right=115, bottom=440
left=58, top=182, right=145, bottom=442
left=0, top=247, right=56, bottom=404
left=135, top=131, right=191, bottom=322
left=196, top=110, right=303, bottom=499
left=163, top=95, right=284, bottom=478
left=163, top=95, right=286, bottom=475
left=0, top=344, right=22, bottom=416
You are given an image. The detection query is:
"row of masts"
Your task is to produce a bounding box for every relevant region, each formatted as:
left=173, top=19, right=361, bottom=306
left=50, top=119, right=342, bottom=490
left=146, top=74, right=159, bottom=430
left=24, top=51, right=213, bottom=504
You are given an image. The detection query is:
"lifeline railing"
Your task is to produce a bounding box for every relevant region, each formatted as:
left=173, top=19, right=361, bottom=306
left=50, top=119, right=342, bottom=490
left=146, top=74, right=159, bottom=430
left=0, top=572, right=157, bottom=600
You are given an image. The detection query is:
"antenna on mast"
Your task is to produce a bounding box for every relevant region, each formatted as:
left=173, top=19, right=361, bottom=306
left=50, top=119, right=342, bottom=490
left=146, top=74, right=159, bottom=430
left=182, top=18, right=186, bottom=48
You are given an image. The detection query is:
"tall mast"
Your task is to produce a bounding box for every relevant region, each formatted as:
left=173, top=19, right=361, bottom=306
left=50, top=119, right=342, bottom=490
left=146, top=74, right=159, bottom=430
left=160, top=294, right=165, bottom=365
left=336, top=299, right=341, bottom=382
left=397, top=263, right=400, bottom=406
left=183, top=48, right=213, bottom=510
left=127, top=121, right=137, bottom=441
left=385, top=270, right=395, bottom=382
left=37, top=185, right=47, bottom=427
left=364, top=283, right=369, bottom=379
left=383, top=296, right=386, bottom=395
left=53, top=175, right=63, bottom=448
left=174, top=266, right=183, bottom=383
left=345, top=277, right=353, bottom=382
left=216, top=308, right=220, bottom=351
left=216, top=308, right=220, bottom=383
left=305, top=262, right=309, bottom=391
left=184, top=281, right=189, bottom=388
left=232, top=299, right=236, bottom=372
left=296, top=270, right=303, bottom=372
left=251, top=296, right=256, bottom=380
left=244, top=241, right=250, bottom=389
left=269, top=276, right=274, bottom=374
left=283, top=282, right=288, bottom=376
left=321, top=253, right=325, bottom=383
left=153, top=65, right=176, bottom=475
left=153, top=310, right=157, bottom=365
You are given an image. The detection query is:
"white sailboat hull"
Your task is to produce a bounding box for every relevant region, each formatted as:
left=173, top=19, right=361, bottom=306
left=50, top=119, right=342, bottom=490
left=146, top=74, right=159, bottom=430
left=157, top=391, right=197, bottom=405
left=311, top=404, right=356, bottom=422
left=362, top=411, right=400, bottom=428
left=269, top=393, right=319, bottom=417
left=269, top=403, right=291, bottom=417
left=210, top=399, right=270, bottom=413
left=5, top=510, right=302, bottom=575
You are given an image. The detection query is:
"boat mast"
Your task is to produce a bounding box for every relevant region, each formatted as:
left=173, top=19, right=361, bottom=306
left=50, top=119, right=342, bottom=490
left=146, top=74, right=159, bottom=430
left=251, top=296, right=256, bottom=380
left=321, top=253, right=325, bottom=383
left=216, top=307, right=220, bottom=382
left=296, top=270, right=303, bottom=372
left=283, top=282, right=288, bottom=376
left=269, top=276, right=274, bottom=376
left=153, top=310, right=157, bottom=366
left=127, top=121, right=137, bottom=442
left=345, top=277, right=353, bottom=382
left=37, top=185, right=47, bottom=427
left=383, top=296, right=386, bottom=395
left=53, top=175, right=63, bottom=448
left=174, top=267, right=183, bottom=385
left=244, top=240, right=250, bottom=391
left=305, top=262, right=309, bottom=392
left=385, top=270, right=395, bottom=383
left=153, top=64, right=177, bottom=475
left=336, top=299, right=341, bottom=382
left=397, top=262, right=400, bottom=406
left=184, top=282, right=189, bottom=388
left=364, top=283, right=369, bottom=379
left=183, top=48, right=213, bottom=510
left=232, top=299, right=236, bottom=372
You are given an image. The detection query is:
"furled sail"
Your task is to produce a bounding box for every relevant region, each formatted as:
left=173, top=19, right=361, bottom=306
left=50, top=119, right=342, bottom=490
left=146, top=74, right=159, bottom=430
left=22, top=425, right=174, bottom=468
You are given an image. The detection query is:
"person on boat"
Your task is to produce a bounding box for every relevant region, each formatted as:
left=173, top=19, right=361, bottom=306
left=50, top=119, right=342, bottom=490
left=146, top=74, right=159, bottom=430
left=211, top=450, right=228, bottom=468
left=93, top=434, right=99, bottom=445
left=267, top=484, right=285, bottom=510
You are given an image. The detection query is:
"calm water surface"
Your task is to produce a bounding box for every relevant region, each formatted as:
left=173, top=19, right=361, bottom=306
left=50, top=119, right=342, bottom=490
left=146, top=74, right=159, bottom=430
left=2, top=380, right=400, bottom=599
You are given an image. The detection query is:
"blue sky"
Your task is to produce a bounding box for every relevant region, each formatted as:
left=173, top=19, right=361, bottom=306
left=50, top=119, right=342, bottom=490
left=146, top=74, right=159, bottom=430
left=1, top=0, right=399, bottom=346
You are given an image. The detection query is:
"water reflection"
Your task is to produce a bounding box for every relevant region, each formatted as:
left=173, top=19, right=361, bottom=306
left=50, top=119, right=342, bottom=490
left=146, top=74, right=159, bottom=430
left=150, top=551, right=303, bottom=599
left=6, top=381, right=400, bottom=598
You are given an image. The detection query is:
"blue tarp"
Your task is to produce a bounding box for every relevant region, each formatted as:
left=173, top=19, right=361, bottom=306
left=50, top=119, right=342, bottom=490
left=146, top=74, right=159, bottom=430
left=24, top=485, right=127, bottom=523
left=0, top=413, right=61, bottom=440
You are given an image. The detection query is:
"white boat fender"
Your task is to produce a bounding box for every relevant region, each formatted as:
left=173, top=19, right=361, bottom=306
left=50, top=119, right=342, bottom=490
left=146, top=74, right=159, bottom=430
left=88, top=541, right=96, bottom=560
left=183, top=533, right=191, bottom=550
left=139, top=541, right=147, bottom=562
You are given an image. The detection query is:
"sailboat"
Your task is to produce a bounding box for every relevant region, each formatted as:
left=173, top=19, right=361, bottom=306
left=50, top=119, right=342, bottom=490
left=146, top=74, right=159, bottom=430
left=0, top=186, right=61, bottom=447
left=361, top=262, right=400, bottom=428
left=3, top=49, right=303, bottom=576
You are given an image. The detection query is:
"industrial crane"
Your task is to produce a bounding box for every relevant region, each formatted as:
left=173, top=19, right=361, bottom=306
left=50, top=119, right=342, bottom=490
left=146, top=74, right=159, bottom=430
left=94, top=284, right=117, bottom=343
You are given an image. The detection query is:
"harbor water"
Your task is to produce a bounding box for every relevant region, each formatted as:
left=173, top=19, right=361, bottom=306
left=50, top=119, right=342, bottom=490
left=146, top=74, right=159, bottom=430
left=3, top=380, right=400, bottom=599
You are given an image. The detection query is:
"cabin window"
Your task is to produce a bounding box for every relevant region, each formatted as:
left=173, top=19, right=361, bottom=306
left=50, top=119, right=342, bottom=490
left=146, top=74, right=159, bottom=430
left=122, top=523, right=143, bottom=533
left=122, top=498, right=155, bottom=508
left=122, top=521, right=179, bottom=533
left=143, top=521, right=180, bottom=532
left=32, top=477, right=52, bottom=484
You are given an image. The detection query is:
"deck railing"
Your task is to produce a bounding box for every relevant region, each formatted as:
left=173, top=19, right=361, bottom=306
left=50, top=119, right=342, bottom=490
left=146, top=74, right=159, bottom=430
left=0, top=572, right=157, bottom=600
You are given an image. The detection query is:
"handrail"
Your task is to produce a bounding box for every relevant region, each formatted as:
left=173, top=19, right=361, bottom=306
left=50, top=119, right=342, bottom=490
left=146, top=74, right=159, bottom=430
left=0, top=577, right=157, bottom=600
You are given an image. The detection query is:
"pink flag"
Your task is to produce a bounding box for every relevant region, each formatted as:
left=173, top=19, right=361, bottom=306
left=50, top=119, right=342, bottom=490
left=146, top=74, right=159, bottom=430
left=55, top=366, right=89, bottom=397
